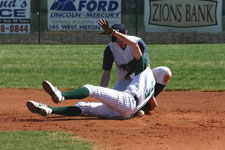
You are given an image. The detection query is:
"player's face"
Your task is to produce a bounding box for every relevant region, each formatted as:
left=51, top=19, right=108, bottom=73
left=116, top=41, right=127, bottom=50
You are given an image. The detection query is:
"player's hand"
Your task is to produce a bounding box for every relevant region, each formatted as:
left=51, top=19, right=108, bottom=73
left=98, top=19, right=114, bottom=35
left=140, top=97, right=157, bottom=115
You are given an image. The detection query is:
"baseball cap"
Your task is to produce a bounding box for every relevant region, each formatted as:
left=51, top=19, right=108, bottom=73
left=111, top=24, right=126, bottom=42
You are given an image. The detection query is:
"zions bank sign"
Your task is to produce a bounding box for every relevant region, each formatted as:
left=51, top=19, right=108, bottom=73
left=144, top=0, right=222, bottom=32
left=48, top=0, right=121, bottom=31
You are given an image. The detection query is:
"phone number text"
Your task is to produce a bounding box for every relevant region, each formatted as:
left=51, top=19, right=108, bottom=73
left=0, top=24, right=30, bottom=34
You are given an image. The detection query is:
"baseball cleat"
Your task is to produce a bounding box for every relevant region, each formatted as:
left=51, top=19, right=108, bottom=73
left=42, top=80, right=65, bottom=104
left=26, top=100, right=52, bottom=116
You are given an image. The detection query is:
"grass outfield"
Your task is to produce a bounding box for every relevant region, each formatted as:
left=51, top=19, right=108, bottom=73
left=0, top=44, right=224, bottom=90
left=0, top=131, right=93, bottom=150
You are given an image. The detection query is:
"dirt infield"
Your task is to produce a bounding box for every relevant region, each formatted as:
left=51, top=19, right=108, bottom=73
left=0, top=89, right=225, bottom=150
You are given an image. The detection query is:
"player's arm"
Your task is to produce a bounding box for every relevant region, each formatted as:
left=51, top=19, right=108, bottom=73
left=98, top=19, right=142, bottom=60
left=100, top=45, right=114, bottom=87
left=100, top=70, right=110, bottom=87
left=113, top=31, right=142, bottom=60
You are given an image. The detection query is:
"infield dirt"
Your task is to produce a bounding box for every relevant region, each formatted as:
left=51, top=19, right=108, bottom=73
left=0, top=89, right=225, bottom=150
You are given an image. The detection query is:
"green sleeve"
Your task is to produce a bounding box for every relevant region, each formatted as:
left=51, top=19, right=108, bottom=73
left=135, top=53, right=148, bottom=75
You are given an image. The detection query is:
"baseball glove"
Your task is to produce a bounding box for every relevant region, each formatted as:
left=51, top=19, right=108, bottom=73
left=98, top=19, right=114, bottom=35
left=120, top=59, right=138, bottom=80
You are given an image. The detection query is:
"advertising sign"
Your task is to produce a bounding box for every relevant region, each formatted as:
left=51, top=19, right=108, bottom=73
left=0, top=0, right=30, bottom=34
left=144, top=0, right=222, bottom=32
left=48, top=0, right=121, bottom=31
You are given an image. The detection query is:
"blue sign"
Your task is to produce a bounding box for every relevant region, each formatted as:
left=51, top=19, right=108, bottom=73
left=48, top=0, right=121, bottom=31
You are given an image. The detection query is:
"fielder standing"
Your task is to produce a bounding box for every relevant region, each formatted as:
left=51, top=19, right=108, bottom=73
left=99, top=19, right=172, bottom=114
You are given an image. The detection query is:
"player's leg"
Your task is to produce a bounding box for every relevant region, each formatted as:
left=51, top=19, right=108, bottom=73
left=48, top=106, right=81, bottom=116
left=27, top=100, right=124, bottom=119
left=83, top=84, right=136, bottom=119
left=139, top=67, right=172, bottom=114
left=26, top=100, right=52, bottom=116
left=51, top=102, right=121, bottom=119
left=42, top=80, right=89, bottom=104
left=152, top=66, right=172, bottom=97
left=42, top=81, right=136, bottom=119
left=26, top=100, right=82, bottom=116
left=75, top=102, right=121, bottom=119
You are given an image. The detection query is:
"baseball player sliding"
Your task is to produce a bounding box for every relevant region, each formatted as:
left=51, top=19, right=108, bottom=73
left=26, top=19, right=158, bottom=119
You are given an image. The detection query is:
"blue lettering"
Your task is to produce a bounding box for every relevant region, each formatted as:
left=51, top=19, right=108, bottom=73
left=50, top=12, right=81, bottom=18
left=76, top=0, right=119, bottom=12
left=109, top=1, right=119, bottom=11
left=86, top=12, right=120, bottom=18
left=98, top=1, right=107, bottom=11
left=8, top=0, right=16, bottom=7
left=0, top=0, right=16, bottom=8
left=87, top=1, right=97, bottom=12
left=49, top=25, right=59, bottom=30
left=0, top=9, right=26, bottom=17
left=21, top=1, right=27, bottom=8
left=14, top=9, right=25, bottom=17
left=80, top=25, right=101, bottom=30
left=78, top=0, right=86, bottom=11
left=0, top=9, right=12, bottom=17
left=61, top=25, right=77, bottom=30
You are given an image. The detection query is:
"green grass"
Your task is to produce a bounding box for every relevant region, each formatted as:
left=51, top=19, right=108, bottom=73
left=0, top=44, right=116, bottom=89
left=149, top=44, right=225, bottom=91
left=0, top=131, right=93, bottom=150
left=0, top=44, right=224, bottom=91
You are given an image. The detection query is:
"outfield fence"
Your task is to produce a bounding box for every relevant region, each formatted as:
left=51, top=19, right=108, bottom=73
left=0, top=0, right=225, bottom=44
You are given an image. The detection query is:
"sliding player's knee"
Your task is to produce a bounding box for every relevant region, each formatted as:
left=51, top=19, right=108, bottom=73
left=163, top=67, right=172, bottom=85
left=153, top=66, right=172, bottom=85
left=83, top=84, right=93, bottom=94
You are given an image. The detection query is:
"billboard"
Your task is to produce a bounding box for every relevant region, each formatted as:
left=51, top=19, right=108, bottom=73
left=48, top=0, right=121, bottom=31
left=0, top=0, right=30, bottom=34
left=144, top=0, right=222, bottom=32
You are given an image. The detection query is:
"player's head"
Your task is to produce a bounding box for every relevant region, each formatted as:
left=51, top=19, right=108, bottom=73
left=111, top=23, right=127, bottom=42
left=111, top=24, right=128, bottom=49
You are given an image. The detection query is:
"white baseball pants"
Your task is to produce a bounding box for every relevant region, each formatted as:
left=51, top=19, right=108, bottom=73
left=75, top=84, right=137, bottom=119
